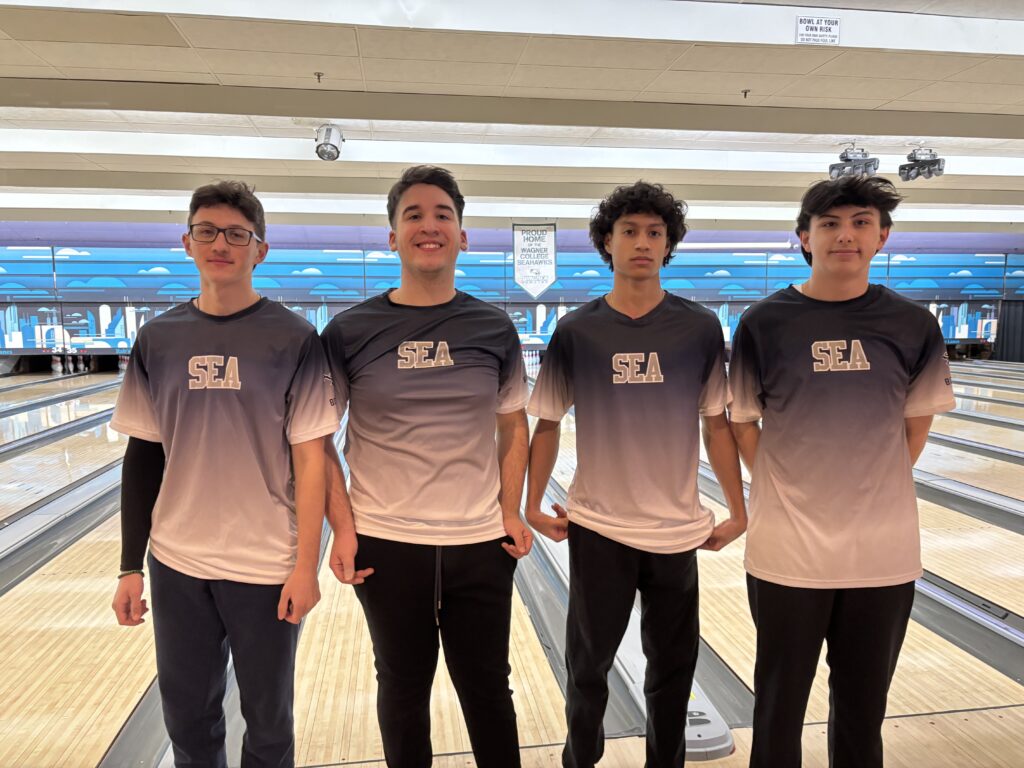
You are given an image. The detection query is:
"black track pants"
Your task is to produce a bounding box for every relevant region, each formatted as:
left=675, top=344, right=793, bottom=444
left=563, top=522, right=699, bottom=768
left=747, top=574, right=915, bottom=768
left=149, top=554, right=299, bottom=768
left=353, top=534, right=520, bottom=768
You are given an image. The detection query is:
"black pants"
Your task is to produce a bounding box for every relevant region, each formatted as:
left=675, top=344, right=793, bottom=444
left=563, top=523, right=699, bottom=768
left=353, top=534, right=520, bottom=768
left=747, top=574, right=916, bottom=768
left=148, top=554, right=299, bottom=768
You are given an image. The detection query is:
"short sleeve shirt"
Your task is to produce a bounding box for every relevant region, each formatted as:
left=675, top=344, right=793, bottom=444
left=528, top=294, right=729, bottom=554
left=322, top=290, right=528, bottom=545
left=111, top=299, right=340, bottom=584
left=729, top=284, right=956, bottom=588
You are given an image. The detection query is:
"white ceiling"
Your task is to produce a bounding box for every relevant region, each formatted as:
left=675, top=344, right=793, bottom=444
left=0, top=3, right=1022, bottom=232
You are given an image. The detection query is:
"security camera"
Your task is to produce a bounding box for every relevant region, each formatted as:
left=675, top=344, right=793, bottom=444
left=315, top=123, right=344, bottom=161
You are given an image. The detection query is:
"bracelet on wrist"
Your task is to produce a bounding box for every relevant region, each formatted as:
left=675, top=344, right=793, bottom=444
left=118, top=569, right=144, bottom=579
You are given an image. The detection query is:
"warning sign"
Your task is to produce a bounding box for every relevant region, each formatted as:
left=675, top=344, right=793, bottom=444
left=796, top=16, right=841, bottom=46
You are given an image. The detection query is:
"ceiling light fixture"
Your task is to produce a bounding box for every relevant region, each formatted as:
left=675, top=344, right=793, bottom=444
left=899, top=147, right=945, bottom=182
left=828, top=145, right=879, bottom=179
left=315, top=123, right=344, bottom=161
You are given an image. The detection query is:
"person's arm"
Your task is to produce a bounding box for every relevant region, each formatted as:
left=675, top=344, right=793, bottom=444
left=525, top=418, right=568, bottom=542
left=497, top=408, right=532, bottom=559
left=730, top=420, right=761, bottom=472
left=700, top=413, right=747, bottom=551
left=325, top=437, right=374, bottom=584
left=277, top=437, right=326, bottom=624
left=111, top=437, right=164, bottom=626
left=905, top=415, right=933, bottom=465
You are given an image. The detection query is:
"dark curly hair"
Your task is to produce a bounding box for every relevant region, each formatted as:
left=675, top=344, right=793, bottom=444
left=387, top=165, right=465, bottom=228
left=189, top=180, right=266, bottom=240
left=589, top=181, right=688, bottom=270
left=796, top=176, right=903, bottom=265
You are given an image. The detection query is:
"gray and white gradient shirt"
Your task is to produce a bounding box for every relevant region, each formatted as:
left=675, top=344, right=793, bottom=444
left=111, top=299, right=340, bottom=584
left=528, top=294, right=729, bottom=554
left=322, top=290, right=528, bottom=545
left=730, top=285, right=956, bottom=588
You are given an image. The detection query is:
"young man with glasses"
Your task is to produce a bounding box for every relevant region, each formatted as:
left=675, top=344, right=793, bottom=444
left=110, top=181, right=339, bottom=766
left=321, top=165, right=531, bottom=768
left=527, top=181, right=746, bottom=768
left=729, top=176, right=955, bottom=768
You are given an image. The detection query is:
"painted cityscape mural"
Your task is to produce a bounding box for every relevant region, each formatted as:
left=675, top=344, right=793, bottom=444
left=0, top=246, right=1014, bottom=354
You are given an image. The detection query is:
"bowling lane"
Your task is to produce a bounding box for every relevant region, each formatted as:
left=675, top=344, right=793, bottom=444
left=0, top=372, right=64, bottom=392
left=930, top=415, right=1021, bottom=452
left=954, top=384, right=1024, bottom=404
left=0, top=388, right=119, bottom=445
left=0, top=423, right=128, bottom=524
left=0, top=372, right=120, bottom=410
left=953, top=397, right=1024, bottom=423
left=547, top=417, right=1024, bottom=724
left=915, top=443, right=1024, bottom=499
left=0, top=515, right=156, bottom=768
left=293, top=531, right=568, bottom=765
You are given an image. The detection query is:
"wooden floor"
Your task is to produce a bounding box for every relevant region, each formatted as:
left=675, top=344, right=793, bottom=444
left=0, top=371, right=63, bottom=392
left=955, top=384, right=1024, bottom=404
left=0, top=514, right=157, bottom=768
left=0, top=373, right=118, bottom=409
left=955, top=374, right=1024, bottom=392
left=954, top=397, right=1024, bottom=422
left=0, top=422, right=127, bottom=523
left=916, top=443, right=1024, bottom=499
left=930, top=415, right=1020, bottom=451
left=0, top=388, right=118, bottom=444
left=293, top=532, right=568, bottom=766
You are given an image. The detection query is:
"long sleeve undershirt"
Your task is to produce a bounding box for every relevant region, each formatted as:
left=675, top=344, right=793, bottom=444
left=119, top=436, right=165, bottom=572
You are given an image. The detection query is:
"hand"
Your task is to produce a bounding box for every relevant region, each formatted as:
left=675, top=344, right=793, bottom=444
left=502, top=514, right=534, bottom=559
left=526, top=502, right=569, bottom=543
left=329, top=527, right=374, bottom=585
left=112, top=573, right=148, bottom=626
left=699, top=517, right=747, bottom=552
left=278, top=565, right=321, bottom=624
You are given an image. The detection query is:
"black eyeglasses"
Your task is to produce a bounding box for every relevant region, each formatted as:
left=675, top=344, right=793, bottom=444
left=188, top=223, right=263, bottom=246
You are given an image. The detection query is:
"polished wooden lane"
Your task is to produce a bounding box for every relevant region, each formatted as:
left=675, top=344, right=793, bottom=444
left=0, top=373, right=118, bottom=409
left=955, top=384, right=1024, bottom=404
left=0, top=515, right=156, bottom=767
left=293, top=532, right=567, bottom=766
left=930, top=415, right=1021, bottom=452
left=954, top=397, right=1024, bottom=422
left=915, top=443, right=1024, bottom=500
left=0, top=423, right=128, bottom=523
left=0, top=372, right=62, bottom=392
left=0, top=388, right=118, bottom=445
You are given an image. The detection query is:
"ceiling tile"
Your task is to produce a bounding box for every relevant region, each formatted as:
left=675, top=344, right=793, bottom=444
left=249, top=116, right=373, bottom=132
left=356, top=28, right=526, bottom=63
left=811, top=51, right=984, bottom=80
left=486, top=123, right=598, bottom=139
left=216, top=74, right=364, bottom=91
left=0, top=107, right=126, bottom=122
left=0, top=64, right=63, bottom=78
left=0, top=8, right=187, bottom=46
left=776, top=75, right=931, bottom=100
left=369, top=120, right=487, bottom=135
left=882, top=100, right=1009, bottom=114
left=25, top=41, right=207, bottom=71
left=124, top=122, right=262, bottom=137
left=199, top=49, right=362, bottom=79
left=519, top=37, right=687, bottom=70
left=115, top=110, right=253, bottom=127
left=172, top=16, right=357, bottom=56
left=510, top=64, right=656, bottom=91
left=0, top=38, right=47, bottom=66
left=901, top=80, right=1024, bottom=104
left=362, top=58, right=513, bottom=86
left=671, top=44, right=840, bottom=75
left=761, top=95, right=892, bottom=109
left=645, top=70, right=796, bottom=95
left=502, top=86, right=639, bottom=101
left=639, top=91, right=770, bottom=106
left=946, top=57, right=1024, bottom=85
left=56, top=67, right=217, bottom=84
left=362, top=81, right=508, bottom=97
left=6, top=118, right=138, bottom=131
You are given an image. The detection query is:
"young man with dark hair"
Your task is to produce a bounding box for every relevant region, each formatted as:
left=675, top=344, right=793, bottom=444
left=527, top=181, right=747, bottom=768
left=321, top=165, right=531, bottom=768
left=729, top=175, right=955, bottom=768
left=110, top=180, right=338, bottom=767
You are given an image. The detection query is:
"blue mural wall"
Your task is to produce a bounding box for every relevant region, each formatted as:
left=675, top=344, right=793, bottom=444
left=0, top=245, right=1014, bottom=353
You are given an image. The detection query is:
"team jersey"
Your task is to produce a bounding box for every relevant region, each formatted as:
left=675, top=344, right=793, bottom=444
left=528, top=294, right=729, bottom=554
left=111, top=299, right=339, bottom=584
left=729, top=284, right=956, bottom=588
left=322, top=290, right=528, bottom=545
